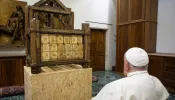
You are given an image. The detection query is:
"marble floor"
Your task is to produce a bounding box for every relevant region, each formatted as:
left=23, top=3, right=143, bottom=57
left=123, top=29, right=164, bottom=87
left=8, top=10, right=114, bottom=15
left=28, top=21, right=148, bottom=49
left=92, top=71, right=124, bottom=96
left=0, top=71, right=175, bottom=100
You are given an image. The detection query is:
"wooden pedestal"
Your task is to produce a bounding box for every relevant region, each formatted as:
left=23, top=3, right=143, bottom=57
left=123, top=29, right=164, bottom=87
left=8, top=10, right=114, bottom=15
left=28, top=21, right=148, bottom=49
left=24, top=65, right=92, bottom=100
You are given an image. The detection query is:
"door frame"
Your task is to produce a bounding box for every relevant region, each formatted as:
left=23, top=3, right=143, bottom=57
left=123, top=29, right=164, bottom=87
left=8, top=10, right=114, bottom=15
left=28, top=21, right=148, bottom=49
left=90, top=27, right=107, bottom=71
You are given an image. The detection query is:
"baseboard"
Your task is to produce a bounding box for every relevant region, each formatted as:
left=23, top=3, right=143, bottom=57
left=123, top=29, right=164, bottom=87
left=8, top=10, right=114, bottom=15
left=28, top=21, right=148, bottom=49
left=112, top=66, right=115, bottom=71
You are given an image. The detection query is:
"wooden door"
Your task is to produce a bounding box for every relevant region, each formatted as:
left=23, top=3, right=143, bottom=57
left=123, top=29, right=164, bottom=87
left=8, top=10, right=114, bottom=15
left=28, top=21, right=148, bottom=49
left=90, top=29, right=106, bottom=71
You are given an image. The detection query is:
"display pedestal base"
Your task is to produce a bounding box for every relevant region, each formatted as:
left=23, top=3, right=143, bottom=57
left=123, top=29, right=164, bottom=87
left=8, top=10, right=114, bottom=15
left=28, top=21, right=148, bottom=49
left=24, top=65, right=92, bottom=100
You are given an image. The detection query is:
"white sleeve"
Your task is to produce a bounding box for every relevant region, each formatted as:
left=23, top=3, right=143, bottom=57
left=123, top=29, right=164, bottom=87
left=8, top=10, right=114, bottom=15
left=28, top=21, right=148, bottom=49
left=91, top=84, right=112, bottom=100
left=92, top=80, right=124, bottom=100
left=159, top=85, right=169, bottom=100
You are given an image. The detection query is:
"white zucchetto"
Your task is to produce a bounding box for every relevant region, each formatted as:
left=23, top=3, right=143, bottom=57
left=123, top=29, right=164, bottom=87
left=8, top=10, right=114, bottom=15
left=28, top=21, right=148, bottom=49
left=125, top=47, right=149, bottom=67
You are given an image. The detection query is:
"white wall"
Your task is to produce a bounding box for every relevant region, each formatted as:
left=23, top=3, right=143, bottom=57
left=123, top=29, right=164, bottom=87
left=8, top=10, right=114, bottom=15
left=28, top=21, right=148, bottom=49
left=1, top=0, right=116, bottom=70
left=108, top=0, right=117, bottom=70
left=157, top=0, right=175, bottom=53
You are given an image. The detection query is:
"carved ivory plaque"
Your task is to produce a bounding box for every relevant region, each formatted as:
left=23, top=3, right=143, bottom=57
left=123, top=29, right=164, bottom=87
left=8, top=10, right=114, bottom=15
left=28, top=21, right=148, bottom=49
left=41, top=34, right=84, bottom=61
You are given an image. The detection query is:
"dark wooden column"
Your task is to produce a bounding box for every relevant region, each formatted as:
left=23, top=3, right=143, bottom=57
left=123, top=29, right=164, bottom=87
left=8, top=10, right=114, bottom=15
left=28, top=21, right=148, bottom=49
left=116, top=0, right=158, bottom=73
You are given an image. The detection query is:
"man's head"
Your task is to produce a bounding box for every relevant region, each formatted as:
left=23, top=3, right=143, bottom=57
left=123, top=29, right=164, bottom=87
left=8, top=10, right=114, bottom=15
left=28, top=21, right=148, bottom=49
left=123, top=47, right=149, bottom=76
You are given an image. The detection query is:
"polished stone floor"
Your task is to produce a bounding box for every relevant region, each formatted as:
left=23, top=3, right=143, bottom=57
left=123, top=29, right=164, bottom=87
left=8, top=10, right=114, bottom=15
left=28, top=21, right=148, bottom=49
left=0, top=71, right=175, bottom=100
left=92, top=71, right=124, bottom=96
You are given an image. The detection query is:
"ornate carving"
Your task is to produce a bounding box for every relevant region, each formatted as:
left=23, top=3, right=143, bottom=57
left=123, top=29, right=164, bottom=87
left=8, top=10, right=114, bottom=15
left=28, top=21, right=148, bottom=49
left=39, top=29, right=85, bottom=34
left=31, top=0, right=73, bottom=30
left=61, top=15, right=71, bottom=29
left=41, top=34, right=84, bottom=61
left=36, top=12, right=72, bottom=29
left=26, top=0, right=90, bottom=74
left=0, top=6, right=25, bottom=46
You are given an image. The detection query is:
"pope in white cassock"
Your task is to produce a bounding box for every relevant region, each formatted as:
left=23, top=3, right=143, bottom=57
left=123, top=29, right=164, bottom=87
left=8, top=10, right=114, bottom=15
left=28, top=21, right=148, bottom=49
left=92, top=47, right=169, bottom=100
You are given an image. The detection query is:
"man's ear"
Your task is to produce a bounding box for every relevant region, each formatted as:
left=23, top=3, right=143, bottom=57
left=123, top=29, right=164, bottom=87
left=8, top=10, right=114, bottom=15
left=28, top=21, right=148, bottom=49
left=124, top=59, right=129, bottom=76
left=125, top=62, right=129, bottom=71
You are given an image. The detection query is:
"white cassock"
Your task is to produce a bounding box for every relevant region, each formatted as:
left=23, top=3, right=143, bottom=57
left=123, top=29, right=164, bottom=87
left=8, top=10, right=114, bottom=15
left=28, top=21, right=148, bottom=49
left=92, top=71, right=169, bottom=100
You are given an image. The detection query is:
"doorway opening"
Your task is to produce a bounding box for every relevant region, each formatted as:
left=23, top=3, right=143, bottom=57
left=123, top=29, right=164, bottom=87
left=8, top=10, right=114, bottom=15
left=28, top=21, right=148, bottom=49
left=90, top=28, right=106, bottom=71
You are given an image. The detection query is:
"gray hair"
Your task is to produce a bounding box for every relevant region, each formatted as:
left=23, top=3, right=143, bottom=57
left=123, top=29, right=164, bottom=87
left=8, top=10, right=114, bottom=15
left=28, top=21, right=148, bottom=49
left=129, top=63, right=148, bottom=70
